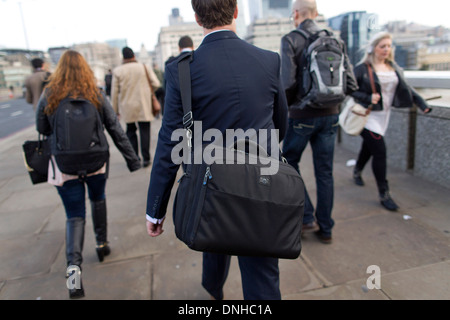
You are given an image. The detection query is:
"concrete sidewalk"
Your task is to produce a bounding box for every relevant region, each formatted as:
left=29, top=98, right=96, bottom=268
left=0, top=119, right=449, bottom=300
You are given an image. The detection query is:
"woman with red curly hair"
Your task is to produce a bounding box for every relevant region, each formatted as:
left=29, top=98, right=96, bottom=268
left=37, top=50, right=141, bottom=299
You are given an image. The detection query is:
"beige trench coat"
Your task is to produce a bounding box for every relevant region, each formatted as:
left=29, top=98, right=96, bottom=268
left=111, top=62, right=161, bottom=123
left=25, top=70, right=48, bottom=111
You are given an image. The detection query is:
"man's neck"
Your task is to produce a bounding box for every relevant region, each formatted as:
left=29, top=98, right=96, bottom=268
left=203, top=24, right=236, bottom=37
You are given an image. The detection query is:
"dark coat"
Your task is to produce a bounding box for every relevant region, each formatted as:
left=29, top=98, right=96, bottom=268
left=352, top=62, right=430, bottom=112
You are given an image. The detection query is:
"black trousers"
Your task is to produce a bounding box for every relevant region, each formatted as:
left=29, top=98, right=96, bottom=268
left=356, top=129, right=388, bottom=194
left=126, top=122, right=151, bottom=163
left=201, top=252, right=281, bottom=300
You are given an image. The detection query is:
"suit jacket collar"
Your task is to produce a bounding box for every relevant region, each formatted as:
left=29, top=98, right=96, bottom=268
left=200, top=30, right=239, bottom=46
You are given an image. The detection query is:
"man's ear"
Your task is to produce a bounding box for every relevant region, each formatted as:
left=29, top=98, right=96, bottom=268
left=234, top=6, right=238, bottom=19
left=195, top=13, right=203, bottom=27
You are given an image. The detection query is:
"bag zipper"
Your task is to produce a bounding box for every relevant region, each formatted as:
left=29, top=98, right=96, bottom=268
left=203, top=166, right=212, bottom=185
left=187, top=166, right=212, bottom=245
left=65, top=108, right=70, bottom=150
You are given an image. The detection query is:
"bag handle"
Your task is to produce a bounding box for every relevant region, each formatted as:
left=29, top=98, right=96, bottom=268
left=232, top=139, right=269, bottom=158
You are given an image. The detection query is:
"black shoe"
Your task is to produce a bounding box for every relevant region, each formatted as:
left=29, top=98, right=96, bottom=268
left=353, top=169, right=364, bottom=186
left=380, top=191, right=399, bottom=211
left=314, top=230, right=332, bottom=244
left=66, top=265, right=85, bottom=299
left=96, top=242, right=111, bottom=262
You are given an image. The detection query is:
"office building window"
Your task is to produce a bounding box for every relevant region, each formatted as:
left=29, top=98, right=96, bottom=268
left=269, top=0, right=289, bottom=8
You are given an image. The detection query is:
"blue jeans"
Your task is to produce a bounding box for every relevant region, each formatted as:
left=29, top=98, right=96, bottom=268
left=282, top=115, right=339, bottom=237
left=56, top=174, right=107, bottom=219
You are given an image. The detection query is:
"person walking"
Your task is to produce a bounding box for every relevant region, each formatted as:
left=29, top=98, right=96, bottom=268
left=165, top=35, right=195, bottom=67
left=280, top=0, right=357, bottom=244
left=163, top=36, right=195, bottom=116
left=104, top=69, right=112, bottom=98
left=351, top=31, right=431, bottom=211
left=145, top=0, right=288, bottom=300
left=36, top=50, right=141, bottom=299
left=25, top=58, right=50, bottom=111
left=111, top=47, right=161, bottom=168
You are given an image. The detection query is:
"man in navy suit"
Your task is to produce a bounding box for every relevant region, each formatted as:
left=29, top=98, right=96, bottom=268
left=145, top=0, right=288, bottom=300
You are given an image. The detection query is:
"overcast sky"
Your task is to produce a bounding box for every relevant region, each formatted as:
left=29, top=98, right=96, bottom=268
left=0, top=0, right=447, bottom=52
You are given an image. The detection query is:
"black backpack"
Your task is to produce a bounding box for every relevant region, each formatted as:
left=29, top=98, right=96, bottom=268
left=294, top=29, right=347, bottom=109
left=51, top=97, right=109, bottom=178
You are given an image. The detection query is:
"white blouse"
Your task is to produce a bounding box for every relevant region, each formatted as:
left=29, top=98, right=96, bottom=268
left=365, top=71, right=399, bottom=136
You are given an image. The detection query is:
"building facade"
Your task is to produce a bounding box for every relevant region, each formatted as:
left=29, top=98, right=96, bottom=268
left=328, top=11, right=379, bottom=65
left=0, top=49, right=47, bottom=91
left=246, top=14, right=328, bottom=54
left=72, top=42, right=122, bottom=87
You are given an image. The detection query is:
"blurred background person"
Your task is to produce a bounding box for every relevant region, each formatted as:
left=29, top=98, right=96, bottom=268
left=36, top=50, right=141, bottom=299
left=351, top=32, right=431, bottom=211
left=25, top=58, right=50, bottom=111
left=111, top=47, right=161, bottom=168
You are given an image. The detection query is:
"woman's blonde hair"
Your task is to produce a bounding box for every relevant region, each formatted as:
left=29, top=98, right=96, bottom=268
left=44, top=50, right=102, bottom=115
left=359, top=31, right=395, bottom=66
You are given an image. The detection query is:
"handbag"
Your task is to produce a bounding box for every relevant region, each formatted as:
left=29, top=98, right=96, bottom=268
left=143, top=64, right=161, bottom=117
left=22, top=135, right=51, bottom=185
left=339, top=96, right=370, bottom=136
left=172, top=52, right=305, bottom=259
left=339, top=63, right=376, bottom=136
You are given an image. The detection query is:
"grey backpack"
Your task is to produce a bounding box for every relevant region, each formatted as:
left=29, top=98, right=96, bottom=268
left=294, top=29, right=347, bottom=109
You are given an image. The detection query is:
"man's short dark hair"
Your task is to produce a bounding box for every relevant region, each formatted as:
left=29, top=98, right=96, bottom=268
left=31, top=58, right=44, bottom=69
left=122, top=47, right=135, bottom=59
left=191, top=0, right=237, bottom=29
left=179, top=36, right=194, bottom=49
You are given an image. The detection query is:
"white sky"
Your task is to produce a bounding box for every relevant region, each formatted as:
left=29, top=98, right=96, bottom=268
left=0, top=0, right=447, bottom=52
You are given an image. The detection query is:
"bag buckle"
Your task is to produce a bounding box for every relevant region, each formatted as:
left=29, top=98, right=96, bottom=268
left=186, top=129, right=193, bottom=149
left=183, top=112, right=193, bottom=130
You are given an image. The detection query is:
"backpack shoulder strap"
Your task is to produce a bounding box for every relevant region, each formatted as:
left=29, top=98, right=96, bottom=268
left=292, top=28, right=310, bottom=40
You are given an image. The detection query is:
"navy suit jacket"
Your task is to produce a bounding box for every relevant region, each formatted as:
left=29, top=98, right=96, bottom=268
left=146, top=30, right=288, bottom=220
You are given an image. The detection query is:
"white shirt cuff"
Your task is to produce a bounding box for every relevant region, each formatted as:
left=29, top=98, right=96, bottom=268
left=146, top=215, right=165, bottom=225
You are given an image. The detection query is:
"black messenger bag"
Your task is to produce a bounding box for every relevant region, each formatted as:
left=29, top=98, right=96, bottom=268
left=172, top=52, right=305, bottom=259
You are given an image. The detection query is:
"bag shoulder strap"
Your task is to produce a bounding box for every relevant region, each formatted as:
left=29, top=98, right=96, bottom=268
left=292, top=28, right=310, bottom=40
left=366, top=63, right=377, bottom=94
left=293, top=28, right=333, bottom=42
left=365, top=63, right=377, bottom=112
left=178, top=51, right=194, bottom=130
left=143, top=64, right=156, bottom=95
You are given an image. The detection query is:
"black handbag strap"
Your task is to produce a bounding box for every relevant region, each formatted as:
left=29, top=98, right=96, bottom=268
left=178, top=52, right=194, bottom=130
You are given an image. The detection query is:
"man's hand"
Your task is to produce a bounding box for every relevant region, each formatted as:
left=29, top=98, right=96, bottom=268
left=146, top=219, right=165, bottom=237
